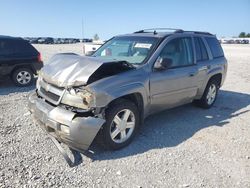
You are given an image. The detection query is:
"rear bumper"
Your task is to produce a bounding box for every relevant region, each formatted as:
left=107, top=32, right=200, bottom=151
left=32, top=62, right=43, bottom=74
left=28, top=91, right=105, bottom=152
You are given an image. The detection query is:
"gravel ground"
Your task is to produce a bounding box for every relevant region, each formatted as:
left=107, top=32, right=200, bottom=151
left=0, top=44, right=249, bottom=188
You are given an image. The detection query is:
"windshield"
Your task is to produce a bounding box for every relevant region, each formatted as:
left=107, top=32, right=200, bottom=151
left=93, top=36, right=159, bottom=64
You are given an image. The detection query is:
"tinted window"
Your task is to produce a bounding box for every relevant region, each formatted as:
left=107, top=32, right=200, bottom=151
left=14, top=40, right=36, bottom=54
left=0, top=40, right=13, bottom=55
left=0, top=39, right=37, bottom=56
left=194, top=37, right=208, bottom=62
left=205, top=37, right=224, bottom=58
left=160, top=37, right=194, bottom=68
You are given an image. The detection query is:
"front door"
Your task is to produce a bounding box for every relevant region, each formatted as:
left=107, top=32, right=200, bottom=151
left=149, top=37, right=199, bottom=113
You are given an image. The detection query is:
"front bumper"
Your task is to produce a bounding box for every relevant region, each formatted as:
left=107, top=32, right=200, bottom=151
left=28, top=92, right=105, bottom=152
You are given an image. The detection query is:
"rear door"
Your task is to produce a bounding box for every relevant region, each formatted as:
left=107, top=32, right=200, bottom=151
left=193, top=37, right=210, bottom=89
left=0, top=39, right=14, bottom=75
left=149, top=37, right=199, bottom=113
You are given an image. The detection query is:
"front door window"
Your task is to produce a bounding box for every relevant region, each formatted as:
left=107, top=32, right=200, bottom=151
left=159, top=37, right=194, bottom=68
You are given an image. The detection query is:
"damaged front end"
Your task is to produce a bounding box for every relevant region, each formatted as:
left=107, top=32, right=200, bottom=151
left=28, top=54, right=134, bottom=153
left=28, top=89, right=105, bottom=152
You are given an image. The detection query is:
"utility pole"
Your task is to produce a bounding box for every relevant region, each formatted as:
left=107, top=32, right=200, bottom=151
left=82, top=18, right=84, bottom=41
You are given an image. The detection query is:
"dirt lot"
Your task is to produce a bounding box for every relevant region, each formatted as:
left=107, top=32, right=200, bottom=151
left=0, top=44, right=249, bottom=188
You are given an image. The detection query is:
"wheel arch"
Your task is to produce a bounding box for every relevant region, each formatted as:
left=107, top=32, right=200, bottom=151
left=196, top=72, right=223, bottom=99
left=209, top=73, right=222, bottom=87
left=107, top=92, right=145, bottom=125
left=10, top=64, right=34, bottom=76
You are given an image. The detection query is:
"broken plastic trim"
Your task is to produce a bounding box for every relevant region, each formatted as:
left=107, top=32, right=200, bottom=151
left=48, top=134, right=80, bottom=167
left=48, top=134, right=95, bottom=167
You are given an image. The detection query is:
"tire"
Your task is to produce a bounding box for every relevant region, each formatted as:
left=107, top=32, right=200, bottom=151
left=101, top=99, right=140, bottom=150
left=12, top=68, right=34, bottom=87
left=194, top=79, right=219, bottom=109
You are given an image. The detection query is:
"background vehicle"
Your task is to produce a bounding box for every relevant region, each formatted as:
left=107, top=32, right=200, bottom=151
left=37, top=37, right=46, bottom=44
left=29, top=38, right=39, bottom=44
left=44, top=37, right=54, bottom=44
left=83, top=40, right=104, bottom=55
left=0, top=35, right=43, bottom=86
left=29, top=29, right=227, bottom=152
left=82, top=38, right=93, bottom=43
left=220, top=38, right=250, bottom=44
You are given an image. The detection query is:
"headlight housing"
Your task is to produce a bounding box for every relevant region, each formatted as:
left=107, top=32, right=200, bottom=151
left=61, top=88, right=95, bottom=109
left=76, top=89, right=94, bottom=106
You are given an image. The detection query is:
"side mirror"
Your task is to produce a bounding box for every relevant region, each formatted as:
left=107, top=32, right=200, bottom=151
left=154, top=57, right=172, bottom=70
left=85, top=51, right=95, bottom=56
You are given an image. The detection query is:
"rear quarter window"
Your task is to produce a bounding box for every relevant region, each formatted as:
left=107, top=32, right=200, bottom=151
left=0, top=39, right=37, bottom=56
left=14, top=40, right=37, bottom=54
left=205, top=37, right=224, bottom=58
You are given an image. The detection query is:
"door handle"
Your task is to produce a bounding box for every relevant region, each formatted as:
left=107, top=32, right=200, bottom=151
left=189, top=72, right=197, bottom=77
left=199, top=66, right=208, bottom=71
left=199, top=65, right=211, bottom=71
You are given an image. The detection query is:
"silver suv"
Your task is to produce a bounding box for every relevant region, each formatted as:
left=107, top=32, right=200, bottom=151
left=28, top=28, right=227, bottom=152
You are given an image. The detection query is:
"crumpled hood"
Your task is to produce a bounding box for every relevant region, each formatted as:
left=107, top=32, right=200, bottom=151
left=40, top=54, right=118, bottom=87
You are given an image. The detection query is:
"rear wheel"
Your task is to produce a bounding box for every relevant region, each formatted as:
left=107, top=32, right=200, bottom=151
left=101, top=99, right=140, bottom=150
left=194, top=79, right=219, bottom=109
left=12, top=68, right=34, bottom=87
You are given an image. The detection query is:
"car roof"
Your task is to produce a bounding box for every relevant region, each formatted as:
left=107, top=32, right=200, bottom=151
left=115, top=28, right=215, bottom=39
left=0, top=35, right=23, bottom=40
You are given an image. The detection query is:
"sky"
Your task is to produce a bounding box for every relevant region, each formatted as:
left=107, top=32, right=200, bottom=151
left=0, top=0, right=249, bottom=40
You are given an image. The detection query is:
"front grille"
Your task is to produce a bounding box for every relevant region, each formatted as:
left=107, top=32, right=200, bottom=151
left=37, top=78, right=65, bottom=105
left=40, top=87, right=60, bottom=102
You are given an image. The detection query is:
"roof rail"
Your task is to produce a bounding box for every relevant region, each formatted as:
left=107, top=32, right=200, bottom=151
left=134, top=28, right=213, bottom=36
left=134, top=28, right=183, bottom=34
left=181, top=31, right=213, bottom=35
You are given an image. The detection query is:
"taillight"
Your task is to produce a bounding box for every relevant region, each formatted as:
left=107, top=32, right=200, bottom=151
left=38, top=52, right=42, bottom=62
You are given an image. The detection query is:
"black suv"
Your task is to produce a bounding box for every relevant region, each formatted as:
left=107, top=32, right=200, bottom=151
left=0, top=36, right=43, bottom=86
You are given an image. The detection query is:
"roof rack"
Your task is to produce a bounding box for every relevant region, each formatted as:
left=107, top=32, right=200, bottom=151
left=183, top=31, right=213, bottom=35
left=134, top=28, right=213, bottom=36
left=134, top=28, right=184, bottom=34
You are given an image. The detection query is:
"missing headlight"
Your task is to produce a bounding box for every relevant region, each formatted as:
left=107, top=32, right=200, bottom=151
left=61, top=88, right=95, bottom=109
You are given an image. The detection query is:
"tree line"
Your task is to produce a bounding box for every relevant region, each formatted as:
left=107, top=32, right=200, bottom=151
left=239, top=32, right=250, bottom=38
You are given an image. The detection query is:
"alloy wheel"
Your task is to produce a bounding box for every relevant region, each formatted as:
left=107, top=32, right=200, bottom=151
left=206, top=84, right=217, bottom=105
left=16, top=71, right=32, bottom=85
left=110, top=109, right=136, bottom=144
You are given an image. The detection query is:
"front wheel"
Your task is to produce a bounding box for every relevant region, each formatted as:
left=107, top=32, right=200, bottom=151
left=194, top=79, right=219, bottom=109
left=101, top=99, right=140, bottom=150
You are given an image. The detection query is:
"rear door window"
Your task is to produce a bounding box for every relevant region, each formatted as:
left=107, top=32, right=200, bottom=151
left=205, top=37, right=224, bottom=58
left=0, top=39, right=14, bottom=56
left=194, top=37, right=208, bottom=62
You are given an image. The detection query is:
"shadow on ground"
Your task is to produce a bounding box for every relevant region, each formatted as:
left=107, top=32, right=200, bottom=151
left=87, top=90, right=250, bottom=162
left=0, top=76, right=36, bottom=95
